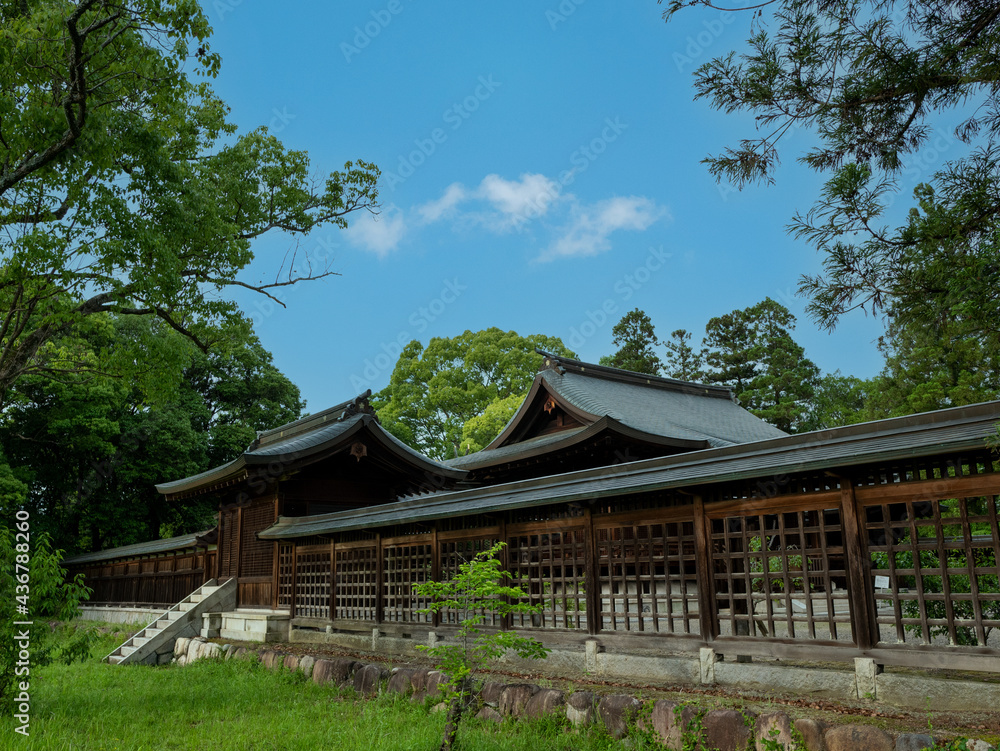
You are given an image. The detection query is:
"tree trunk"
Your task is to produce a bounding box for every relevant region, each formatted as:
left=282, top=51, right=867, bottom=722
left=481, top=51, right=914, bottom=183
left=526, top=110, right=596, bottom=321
left=439, top=678, right=473, bottom=751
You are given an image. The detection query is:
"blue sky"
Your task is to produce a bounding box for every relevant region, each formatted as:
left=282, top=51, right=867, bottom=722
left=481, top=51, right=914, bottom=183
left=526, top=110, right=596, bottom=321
left=205, top=1, right=900, bottom=411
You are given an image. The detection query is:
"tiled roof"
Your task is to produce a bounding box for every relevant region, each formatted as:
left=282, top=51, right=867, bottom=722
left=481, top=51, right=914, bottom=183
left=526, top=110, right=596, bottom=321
left=445, top=353, right=786, bottom=470
left=64, top=529, right=216, bottom=565
left=156, top=393, right=465, bottom=497
left=259, top=400, right=1000, bottom=539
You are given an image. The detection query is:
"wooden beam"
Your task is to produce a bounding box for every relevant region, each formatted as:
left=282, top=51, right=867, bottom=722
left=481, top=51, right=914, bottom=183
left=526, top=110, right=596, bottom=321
left=855, top=473, right=1000, bottom=505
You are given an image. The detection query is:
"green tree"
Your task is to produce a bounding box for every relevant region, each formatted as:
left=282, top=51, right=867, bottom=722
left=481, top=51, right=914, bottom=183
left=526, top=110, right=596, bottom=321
left=1, top=526, right=92, bottom=713
left=375, top=329, right=573, bottom=460
left=0, top=0, right=378, bottom=405
left=414, top=542, right=549, bottom=751
left=703, top=298, right=820, bottom=432
left=0, top=315, right=302, bottom=553
left=662, top=328, right=705, bottom=381
left=599, top=309, right=662, bottom=375
left=459, top=392, right=525, bottom=454
left=663, top=0, right=1000, bottom=340
left=801, top=371, right=879, bottom=431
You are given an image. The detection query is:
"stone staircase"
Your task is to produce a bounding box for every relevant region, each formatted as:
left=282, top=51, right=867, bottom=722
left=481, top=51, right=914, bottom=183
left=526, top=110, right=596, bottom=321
left=105, top=578, right=237, bottom=665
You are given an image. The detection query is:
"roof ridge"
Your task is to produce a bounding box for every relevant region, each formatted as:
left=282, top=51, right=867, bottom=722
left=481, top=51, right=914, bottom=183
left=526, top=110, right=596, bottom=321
left=534, top=348, right=734, bottom=400
left=253, top=390, right=375, bottom=448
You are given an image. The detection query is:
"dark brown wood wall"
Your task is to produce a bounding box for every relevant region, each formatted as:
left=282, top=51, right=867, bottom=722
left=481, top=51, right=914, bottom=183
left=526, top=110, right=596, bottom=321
left=69, top=548, right=211, bottom=608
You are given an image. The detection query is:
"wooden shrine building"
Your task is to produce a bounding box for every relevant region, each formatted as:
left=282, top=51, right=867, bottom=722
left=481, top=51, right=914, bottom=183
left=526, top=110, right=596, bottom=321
left=66, top=352, right=1000, bottom=684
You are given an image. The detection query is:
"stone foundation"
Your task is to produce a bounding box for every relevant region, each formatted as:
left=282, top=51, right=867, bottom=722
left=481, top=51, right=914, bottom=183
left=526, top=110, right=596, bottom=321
left=202, top=610, right=290, bottom=643
left=289, top=627, right=1000, bottom=714
left=78, top=606, right=163, bottom=625
left=172, top=642, right=998, bottom=751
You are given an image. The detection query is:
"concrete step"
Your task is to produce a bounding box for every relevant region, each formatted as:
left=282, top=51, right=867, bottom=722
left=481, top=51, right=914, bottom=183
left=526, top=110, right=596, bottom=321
left=121, top=646, right=137, bottom=657
left=108, top=654, right=125, bottom=664
left=132, top=637, right=149, bottom=647
left=144, top=628, right=161, bottom=638
left=189, top=594, right=204, bottom=603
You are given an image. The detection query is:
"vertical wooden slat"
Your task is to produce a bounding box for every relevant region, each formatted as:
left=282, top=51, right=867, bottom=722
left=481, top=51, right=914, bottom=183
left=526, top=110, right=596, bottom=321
left=840, top=478, right=878, bottom=649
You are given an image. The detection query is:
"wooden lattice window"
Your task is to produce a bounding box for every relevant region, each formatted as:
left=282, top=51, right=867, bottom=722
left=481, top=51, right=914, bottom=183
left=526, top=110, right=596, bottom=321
left=710, top=507, right=851, bottom=641
left=596, top=520, right=700, bottom=635
left=240, top=502, right=276, bottom=578
left=382, top=544, right=433, bottom=624
left=867, top=493, right=1000, bottom=648
left=438, top=538, right=501, bottom=627
left=277, top=544, right=294, bottom=609
left=334, top=546, right=378, bottom=621
left=294, top=549, right=331, bottom=619
left=508, top=529, right=587, bottom=630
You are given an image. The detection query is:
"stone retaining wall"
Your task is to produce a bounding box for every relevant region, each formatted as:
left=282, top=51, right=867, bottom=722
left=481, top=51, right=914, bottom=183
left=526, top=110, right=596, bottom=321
left=79, top=606, right=163, bottom=625
left=169, top=639, right=997, bottom=751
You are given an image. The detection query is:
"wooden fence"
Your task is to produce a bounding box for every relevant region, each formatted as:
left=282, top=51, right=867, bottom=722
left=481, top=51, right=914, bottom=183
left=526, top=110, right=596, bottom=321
left=279, top=450, right=1000, bottom=673
left=70, top=548, right=215, bottom=608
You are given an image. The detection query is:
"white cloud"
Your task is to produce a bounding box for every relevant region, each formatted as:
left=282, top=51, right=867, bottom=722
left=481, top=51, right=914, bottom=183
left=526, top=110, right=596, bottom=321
left=476, top=173, right=560, bottom=220
left=416, top=182, right=468, bottom=224
left=540, top=196, right=668, bottom=261
left=416, top=173, right=561, bottom=231
left=344, top=204, right=407, bottom=258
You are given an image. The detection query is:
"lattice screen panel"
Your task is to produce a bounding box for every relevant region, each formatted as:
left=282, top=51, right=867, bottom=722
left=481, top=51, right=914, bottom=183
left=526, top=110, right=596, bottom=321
left=240, top=502, right=276, bottom=577
left=277, top=544, right=294, bottom=609
left=508, top=529, right=587, bottom=630
left=438, top=538, right=500, bottom=627
left=334, top=546, right=378, bottom=621
left=867, top=494, right=1000, bottom=648
left=710, top=507, right=852, bottom=641
left=294, top=550, right=331, bottom=619
left=382, top=544, right=433, bottom=623
left=596, top=520, right=700, bottom=634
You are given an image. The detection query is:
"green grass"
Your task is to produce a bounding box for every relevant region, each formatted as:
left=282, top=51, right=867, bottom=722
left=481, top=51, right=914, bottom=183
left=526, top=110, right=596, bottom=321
left=1, top=627, right=622, bottom=750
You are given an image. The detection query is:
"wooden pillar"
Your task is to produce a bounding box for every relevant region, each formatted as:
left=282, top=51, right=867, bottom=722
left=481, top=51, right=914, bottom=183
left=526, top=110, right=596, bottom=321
left=840, top=478, right=878, bottom=650
left=288, top=543, right=297, bottom=618
left=329, top=537, right=337, bottom=622
left=692, top=494, right=719, bottom=642
left=584, top=506, right=600, bottom=636
left=498, top=517, right=511, bottom=631
left=430, top=524, right=440, bottom=629
left=375, top=533, right=384, bottom=625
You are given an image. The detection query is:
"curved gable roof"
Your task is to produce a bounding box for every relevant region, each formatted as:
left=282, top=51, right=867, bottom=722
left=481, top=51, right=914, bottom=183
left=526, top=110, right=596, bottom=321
left=156, top=391, right=466, bottom=499
left=446, top=352, right=786, bottom=470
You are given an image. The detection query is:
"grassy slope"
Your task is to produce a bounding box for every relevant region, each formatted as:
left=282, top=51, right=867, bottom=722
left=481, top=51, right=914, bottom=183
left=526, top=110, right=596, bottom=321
left=1, top=627, right=621, bottom=751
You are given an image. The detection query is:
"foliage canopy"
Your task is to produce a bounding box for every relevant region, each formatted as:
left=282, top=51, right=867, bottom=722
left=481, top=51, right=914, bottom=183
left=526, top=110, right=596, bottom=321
left=0, top=0, right=379, bottom=404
